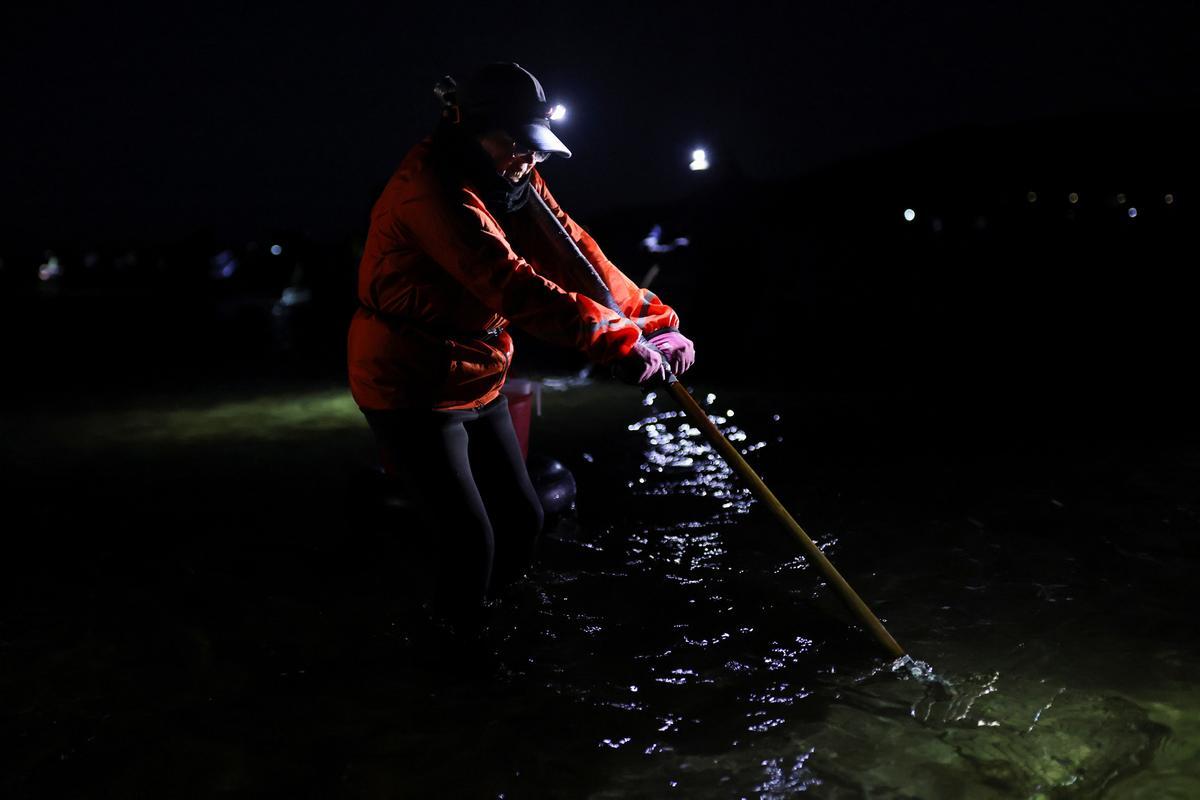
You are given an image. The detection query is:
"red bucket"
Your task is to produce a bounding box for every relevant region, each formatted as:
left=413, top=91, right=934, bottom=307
left=501, top=379, right=541, bottom=461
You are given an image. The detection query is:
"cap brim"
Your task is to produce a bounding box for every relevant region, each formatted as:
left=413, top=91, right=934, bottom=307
left=514, top=119, right=572, bottom=159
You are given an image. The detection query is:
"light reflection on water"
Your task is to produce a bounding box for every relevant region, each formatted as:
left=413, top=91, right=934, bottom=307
left=476, top=389, right=1184, bottom=798
left=9, top=381, right=1197, bottom=798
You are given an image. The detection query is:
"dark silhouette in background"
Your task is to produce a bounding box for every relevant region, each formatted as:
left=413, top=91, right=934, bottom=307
left=5, top=108, right=1195, bottom=437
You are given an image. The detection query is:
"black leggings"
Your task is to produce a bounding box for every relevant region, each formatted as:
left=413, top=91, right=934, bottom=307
left=361, top=394, right=544, bottom=622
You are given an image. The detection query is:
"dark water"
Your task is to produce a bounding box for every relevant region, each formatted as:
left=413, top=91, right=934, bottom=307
left=2, top=379, right=1197, bottom=798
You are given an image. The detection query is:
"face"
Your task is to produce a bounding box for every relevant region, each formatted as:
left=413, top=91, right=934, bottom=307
left=477, top=129, right=549, bottom=183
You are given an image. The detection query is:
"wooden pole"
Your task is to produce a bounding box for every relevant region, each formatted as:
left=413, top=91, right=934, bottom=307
left=663, top=376, right=906, bottom=658
left=524, top=188, right=904, bottom=656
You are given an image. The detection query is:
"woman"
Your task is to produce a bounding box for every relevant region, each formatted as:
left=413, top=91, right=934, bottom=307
left=347, top=63, right=696, bottom=626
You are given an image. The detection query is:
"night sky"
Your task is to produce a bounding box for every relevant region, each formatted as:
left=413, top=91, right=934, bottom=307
left=4, top=1, right=1198, bottom=246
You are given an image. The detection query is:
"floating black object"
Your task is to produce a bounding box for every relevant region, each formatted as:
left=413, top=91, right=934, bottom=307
left=526, top=454, right=576, bottom=518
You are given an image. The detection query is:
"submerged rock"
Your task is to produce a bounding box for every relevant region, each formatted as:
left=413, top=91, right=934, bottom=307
left=590, top=668, right=1168, bottom=799
left=804, top=671, right=1168, bottom=797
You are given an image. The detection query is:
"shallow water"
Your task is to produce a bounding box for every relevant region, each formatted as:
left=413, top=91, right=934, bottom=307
left=2, top=380, right=1198, bottom=798
left=475, top=387, right=1197, bottom=798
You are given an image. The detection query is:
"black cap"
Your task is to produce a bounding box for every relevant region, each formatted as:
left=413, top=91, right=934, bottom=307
left=456, top=62, right=572, bottom=159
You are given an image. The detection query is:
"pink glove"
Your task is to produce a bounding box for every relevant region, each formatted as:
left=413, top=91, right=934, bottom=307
left=615, top=338, right=667, bottom=385
left=647, top=330, right=696, bottom=376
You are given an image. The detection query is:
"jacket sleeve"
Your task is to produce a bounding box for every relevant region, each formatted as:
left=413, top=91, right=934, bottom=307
left=532, top=171, right=681, bottom=337
left=395, top=183, right=641, bottom=365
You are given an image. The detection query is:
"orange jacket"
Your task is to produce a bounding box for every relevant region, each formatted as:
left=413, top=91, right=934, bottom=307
left=347, top=136, right=680, bottom=411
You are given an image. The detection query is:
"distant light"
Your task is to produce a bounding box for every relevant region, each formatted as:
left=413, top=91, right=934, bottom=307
left=1068, top=192, right=1079, bottom=204
left=549, top=104, right=567, bottom=121
left=280, top=286, right=312, bottom=307
left=903, top=208, right=916, bottom=222
left=642, top=225, right=662, bottom=250
left=38, top=256, right=62, bottom=282
left=1164, top=193, right=1174, bottom=205
left=642, top=224, right=690, bottom=253
left=209, top=249, right=238, bottom=279
left=270, top=244, right=283, bottom=256
left=1115, top=193, right=1127, bottom=205
left=1128, top=207, right=1138, bottom=218
left=1027, top=191, right=1037, bottom=203
left=689, top=148, right=709, bottom=171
